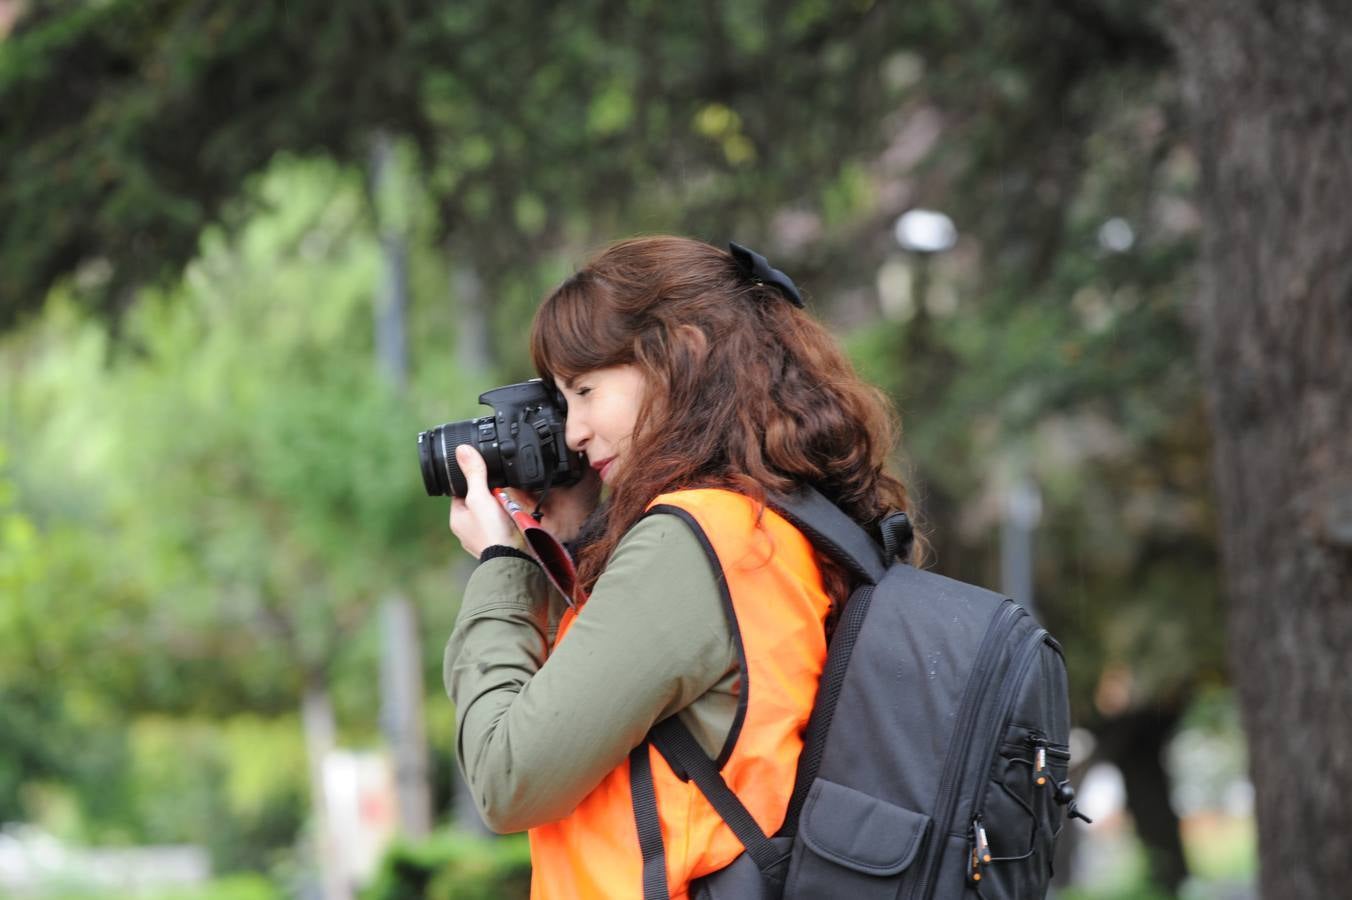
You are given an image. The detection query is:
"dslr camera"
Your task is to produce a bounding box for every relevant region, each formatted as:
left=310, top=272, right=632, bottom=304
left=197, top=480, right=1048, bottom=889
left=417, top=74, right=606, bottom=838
left=418, top=379, right=586, bottom=498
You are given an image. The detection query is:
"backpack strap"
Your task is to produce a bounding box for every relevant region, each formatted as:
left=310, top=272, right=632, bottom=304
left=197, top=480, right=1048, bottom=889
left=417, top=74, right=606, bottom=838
left=779, top=578, right=877, bottom=834
left=880, top=510, right=915, bottom=563
left=630, top=717, right=788, bottom=899
left=629, top=742, right=671, bottom=899
left=767, top=489, right=910, bottom=835
left=650, top=718, right=787, bottom=870
left=767, top=486, right=889, bottom=584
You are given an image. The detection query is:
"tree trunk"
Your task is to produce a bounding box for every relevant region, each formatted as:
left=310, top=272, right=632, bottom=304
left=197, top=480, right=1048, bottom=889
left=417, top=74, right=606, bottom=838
left=370, top=131, right=434, bottom=840
left=379, top=594, right=433, bottom=837
left=1094, top=708, right=1188, bottom=894
left=370, top=130, right=412, bottom=391
left=451, top=260, right=496, bottom=377
left=302, top=678, right=353, bottom=900
left=1166, top=4, right=1352, bottom=897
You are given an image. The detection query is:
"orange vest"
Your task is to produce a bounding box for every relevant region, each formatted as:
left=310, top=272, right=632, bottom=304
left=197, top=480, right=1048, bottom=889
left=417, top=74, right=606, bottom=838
left=527, top=488, right=832, bottom=899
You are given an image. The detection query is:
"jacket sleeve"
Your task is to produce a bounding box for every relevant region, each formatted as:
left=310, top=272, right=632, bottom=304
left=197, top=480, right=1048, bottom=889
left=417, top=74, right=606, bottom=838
left=443, top=513, right=736, bottom=833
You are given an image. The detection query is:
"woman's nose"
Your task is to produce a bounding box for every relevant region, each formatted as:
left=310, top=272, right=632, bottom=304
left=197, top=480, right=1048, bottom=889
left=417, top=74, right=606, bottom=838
left=565, top=415, right=589, bottom=452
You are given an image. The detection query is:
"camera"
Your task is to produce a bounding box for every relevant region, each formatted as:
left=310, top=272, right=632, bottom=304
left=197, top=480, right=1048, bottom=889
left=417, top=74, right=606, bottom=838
left=417, top=379, right=586, bottom=498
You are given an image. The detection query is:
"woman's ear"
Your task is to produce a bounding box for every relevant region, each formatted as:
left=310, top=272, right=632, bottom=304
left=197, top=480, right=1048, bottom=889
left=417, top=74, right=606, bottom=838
left=673, top=323, right=708, bottom=366
left=632, top=324, right=707, bottom=377
left=661, top=325, right=710, bottom=422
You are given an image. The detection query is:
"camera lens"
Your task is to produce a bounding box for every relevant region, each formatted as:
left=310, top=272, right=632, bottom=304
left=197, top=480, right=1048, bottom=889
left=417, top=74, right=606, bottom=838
left=418, top=420, right=482, bottom=497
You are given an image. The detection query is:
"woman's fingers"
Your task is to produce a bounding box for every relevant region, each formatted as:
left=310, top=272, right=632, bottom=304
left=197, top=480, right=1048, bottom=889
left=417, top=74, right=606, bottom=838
left=449, top=495, right=468, bottom=534
left=456, top=444, right=491, bottom=503
left=448, top=444, right=522, bottom=555
left=458, top=444, right=502, bottom=527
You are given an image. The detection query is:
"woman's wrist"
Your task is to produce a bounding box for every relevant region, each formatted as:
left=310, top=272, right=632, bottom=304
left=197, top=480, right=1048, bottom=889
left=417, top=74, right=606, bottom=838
left=479, top=545, right=538, bottom=565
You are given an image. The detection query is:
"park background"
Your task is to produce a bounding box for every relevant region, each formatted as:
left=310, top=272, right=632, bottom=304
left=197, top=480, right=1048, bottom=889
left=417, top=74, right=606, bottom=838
left=2, top=1, right=1348, bottom=898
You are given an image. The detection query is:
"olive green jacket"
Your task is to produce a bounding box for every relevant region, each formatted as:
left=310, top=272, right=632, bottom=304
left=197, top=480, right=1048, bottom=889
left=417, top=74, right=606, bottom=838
left=443, top=513, right=739, bottom=834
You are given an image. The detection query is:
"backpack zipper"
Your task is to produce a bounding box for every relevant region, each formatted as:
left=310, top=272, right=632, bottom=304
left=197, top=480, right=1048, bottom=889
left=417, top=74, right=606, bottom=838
left=974, top=628, right=1050, bottom=798
left=1027, top=731, right=1071, bottom=784
left=999, top=734, right=1071, bottom=759
left=909, top=600, right=1025, bottom=900
left=966, top=816, right=992, bottom=885
left=959, top=630, right=1052, bottom=884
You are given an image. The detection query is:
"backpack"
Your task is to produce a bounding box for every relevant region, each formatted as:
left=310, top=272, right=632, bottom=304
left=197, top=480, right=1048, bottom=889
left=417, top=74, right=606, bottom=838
left=629, top=486, right=1089, bottom=899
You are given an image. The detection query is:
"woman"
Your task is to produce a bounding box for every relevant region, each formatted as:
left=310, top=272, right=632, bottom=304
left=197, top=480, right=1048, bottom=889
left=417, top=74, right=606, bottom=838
left=444, top=236, right=919, bottom=898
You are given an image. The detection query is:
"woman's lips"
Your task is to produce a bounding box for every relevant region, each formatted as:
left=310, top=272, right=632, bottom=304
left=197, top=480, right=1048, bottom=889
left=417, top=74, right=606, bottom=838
left=592, top=457, right=616, bottom=480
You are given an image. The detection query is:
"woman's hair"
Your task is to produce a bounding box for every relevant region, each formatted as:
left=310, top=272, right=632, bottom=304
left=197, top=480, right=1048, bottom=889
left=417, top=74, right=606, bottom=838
left=531, top=235, right=923, bottom=601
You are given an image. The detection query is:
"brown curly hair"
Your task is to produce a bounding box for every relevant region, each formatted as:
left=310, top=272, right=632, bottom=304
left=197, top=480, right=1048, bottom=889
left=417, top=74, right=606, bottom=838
left=530, top=236, right=922, bottom=602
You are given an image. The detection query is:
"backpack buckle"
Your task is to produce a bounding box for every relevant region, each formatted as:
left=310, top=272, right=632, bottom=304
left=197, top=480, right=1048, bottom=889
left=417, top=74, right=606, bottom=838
left=880, top=511, right=913, bottom=563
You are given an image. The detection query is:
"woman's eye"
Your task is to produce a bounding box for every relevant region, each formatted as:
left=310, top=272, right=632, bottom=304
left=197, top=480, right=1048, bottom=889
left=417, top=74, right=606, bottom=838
left=576, top=387, right=592, bottom=398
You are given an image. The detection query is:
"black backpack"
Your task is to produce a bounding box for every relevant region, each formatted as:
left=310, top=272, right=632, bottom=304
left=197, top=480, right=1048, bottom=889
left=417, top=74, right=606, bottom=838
left=630, top=486, right=1089, bottom=899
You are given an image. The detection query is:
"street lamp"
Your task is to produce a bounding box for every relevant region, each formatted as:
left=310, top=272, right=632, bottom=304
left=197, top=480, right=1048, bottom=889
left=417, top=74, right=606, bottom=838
left=894, top=208, right=958, bottom=254
left=881, top=209, right=957, bottom=321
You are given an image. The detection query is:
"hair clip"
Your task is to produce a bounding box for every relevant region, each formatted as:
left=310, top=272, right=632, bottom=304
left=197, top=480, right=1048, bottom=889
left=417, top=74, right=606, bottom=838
left=728, top=241, right=805, bottom=308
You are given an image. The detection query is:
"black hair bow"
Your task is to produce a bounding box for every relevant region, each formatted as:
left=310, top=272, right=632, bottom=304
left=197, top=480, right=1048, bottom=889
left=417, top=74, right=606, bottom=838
left=728, top=241, right=805, bottom=308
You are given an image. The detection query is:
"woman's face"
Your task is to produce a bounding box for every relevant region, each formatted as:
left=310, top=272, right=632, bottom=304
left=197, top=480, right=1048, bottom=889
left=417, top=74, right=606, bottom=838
left=559, top=364, right=647, bottom=485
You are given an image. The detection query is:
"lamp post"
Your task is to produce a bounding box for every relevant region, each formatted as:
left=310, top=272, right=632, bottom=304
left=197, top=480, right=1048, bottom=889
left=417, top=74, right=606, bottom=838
left=1001, top=475, right=1043, bottom=620
left=893, top=209, right=957, bottom=319
left=883, top=209, right=961, bottom=577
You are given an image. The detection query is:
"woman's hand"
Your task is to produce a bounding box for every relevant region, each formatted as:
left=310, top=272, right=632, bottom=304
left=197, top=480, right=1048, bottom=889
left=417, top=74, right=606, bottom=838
left=449, top=445, right=604, bottom=558
left=449, top=445, right=524, bottom=559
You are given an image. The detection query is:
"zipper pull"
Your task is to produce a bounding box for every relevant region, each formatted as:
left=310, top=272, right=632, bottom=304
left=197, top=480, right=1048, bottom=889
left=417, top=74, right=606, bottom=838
left=1027, top=732, right=1051, bottom=786
left=1052, top=778, right=1096, bottom=824
left=967, top=821, right=986, bottom=884
left=976, top=820, right=992, bottom=863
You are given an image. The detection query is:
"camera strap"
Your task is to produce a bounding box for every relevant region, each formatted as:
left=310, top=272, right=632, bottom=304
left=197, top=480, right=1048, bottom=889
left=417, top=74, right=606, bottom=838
left=496, top=490, right=583, bottom=607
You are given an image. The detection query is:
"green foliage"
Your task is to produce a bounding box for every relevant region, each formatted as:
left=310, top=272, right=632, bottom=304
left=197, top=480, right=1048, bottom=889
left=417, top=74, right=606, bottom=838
left=0, top=0, right=927, bottom=327
left=0, top=437, right=140, bottom=824
left=91, top=155, right=448, bottom=695
left=145, top=875, right=286, bottom=900
left=123, top=716, right=306, bottom=871
left=363, top=831, right=531, bottom=900
left=0, top=153, right=457, bottom=863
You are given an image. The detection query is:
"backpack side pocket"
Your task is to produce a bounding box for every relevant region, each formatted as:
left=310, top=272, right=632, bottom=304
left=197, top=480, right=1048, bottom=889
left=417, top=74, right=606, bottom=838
left=967, top=727, right=1070, bottom=897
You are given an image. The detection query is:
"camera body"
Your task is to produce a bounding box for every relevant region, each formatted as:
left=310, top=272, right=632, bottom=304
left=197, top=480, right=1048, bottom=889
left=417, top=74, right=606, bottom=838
left=418, top=379, right=586, bottom=498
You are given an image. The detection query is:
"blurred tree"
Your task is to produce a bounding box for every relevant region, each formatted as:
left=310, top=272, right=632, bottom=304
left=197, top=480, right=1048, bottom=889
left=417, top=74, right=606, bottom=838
left=0, top=446, right=125, bottom=823
left=106, top=161, right=445, bottom=899
left=0, top=158, right=462, bottom=885
left=0, top=0, right=922, bottom=330
left=1166, top=3, right=1352, bottom=897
